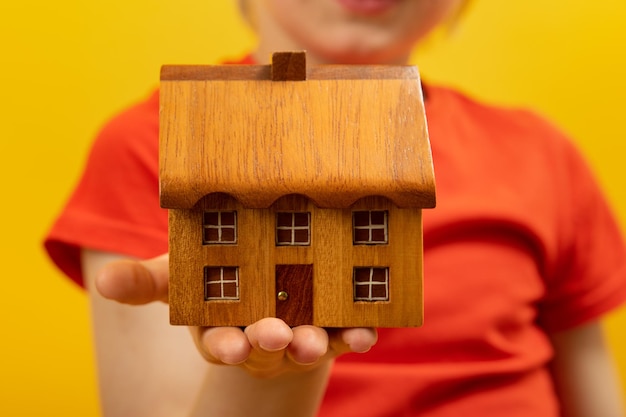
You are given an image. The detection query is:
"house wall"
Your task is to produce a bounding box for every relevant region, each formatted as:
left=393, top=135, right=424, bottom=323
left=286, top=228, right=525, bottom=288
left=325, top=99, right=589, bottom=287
left=315, top=197, right=423, bottom=327
left=169, top=194, right=423, bottom=327
left=169, top=194, right=274, bottom=325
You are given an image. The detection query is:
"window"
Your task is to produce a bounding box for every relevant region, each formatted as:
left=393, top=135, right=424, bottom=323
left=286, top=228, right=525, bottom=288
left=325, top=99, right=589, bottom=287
left=353, top=267, right=389, bottom=301
left=203, top=211, right=237, bottom=244
left=353, top=211, right=388, bottom=244
left=204, top=266, right=239, bottom=300
left=276, top=212, right=311, bottom=246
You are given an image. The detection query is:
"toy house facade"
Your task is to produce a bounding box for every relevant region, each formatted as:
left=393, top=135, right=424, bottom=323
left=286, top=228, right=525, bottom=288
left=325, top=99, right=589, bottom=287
left=160, top=52, right=436, bottom=327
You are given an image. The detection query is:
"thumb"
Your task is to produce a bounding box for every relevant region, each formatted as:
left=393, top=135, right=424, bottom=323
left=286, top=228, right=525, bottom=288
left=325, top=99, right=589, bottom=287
left=95, top=253, right=169, bottom=305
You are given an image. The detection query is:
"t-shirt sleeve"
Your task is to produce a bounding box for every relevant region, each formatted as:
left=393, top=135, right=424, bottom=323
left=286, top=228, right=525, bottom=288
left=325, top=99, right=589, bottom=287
left=44, top=91, right=168, bottom=287
left=539, top=130, right=626, bottom=332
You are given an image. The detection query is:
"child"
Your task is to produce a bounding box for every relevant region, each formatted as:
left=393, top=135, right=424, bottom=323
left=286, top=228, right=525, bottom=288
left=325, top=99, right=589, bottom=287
left=44, top=1, right=626, bottom=416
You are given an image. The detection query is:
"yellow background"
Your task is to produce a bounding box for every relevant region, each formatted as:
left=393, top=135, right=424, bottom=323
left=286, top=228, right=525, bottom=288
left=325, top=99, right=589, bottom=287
left=1, top=0, right=624, bottom=414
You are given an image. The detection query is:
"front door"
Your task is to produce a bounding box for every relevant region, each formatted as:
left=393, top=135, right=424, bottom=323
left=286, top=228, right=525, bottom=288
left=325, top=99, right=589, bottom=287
left=275, top=264, right=313, bottom=326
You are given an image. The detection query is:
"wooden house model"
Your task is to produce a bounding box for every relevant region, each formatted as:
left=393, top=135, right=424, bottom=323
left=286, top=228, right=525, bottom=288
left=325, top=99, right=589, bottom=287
left=159, top=52, right=436, bottom=328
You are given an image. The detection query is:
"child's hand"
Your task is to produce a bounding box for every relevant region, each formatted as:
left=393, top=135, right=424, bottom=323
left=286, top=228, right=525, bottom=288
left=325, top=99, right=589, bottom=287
left=192, top=318, right=376, bottom=378
left=95, top=254, right=378, bottom=378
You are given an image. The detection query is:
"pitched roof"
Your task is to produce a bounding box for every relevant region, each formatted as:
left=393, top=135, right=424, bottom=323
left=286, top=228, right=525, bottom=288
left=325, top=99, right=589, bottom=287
left=159, top=58, right=435, bottom=209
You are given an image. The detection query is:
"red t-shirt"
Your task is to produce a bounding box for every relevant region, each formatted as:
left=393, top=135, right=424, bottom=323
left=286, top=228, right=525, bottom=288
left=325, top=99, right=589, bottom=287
left=44, top=58, right=626, bottom=417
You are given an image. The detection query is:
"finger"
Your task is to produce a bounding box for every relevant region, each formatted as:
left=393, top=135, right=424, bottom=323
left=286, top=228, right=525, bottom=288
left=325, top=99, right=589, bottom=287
left=195, top=326, right=251, bottom=365
left=328, top=327, right=378, bottom=355
left=341, top=327, right=378, bottom=353
left=243, top=318, right=293, bottom=374
left=287, top=325, right=329, bottom=365
left=244, top=318, right=293, bottom=352
left=95, top=254, right=169, bottom=305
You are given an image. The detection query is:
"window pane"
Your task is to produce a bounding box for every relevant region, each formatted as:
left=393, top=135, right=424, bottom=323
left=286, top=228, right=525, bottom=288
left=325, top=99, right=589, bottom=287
left=354, top=267, right=371, bottom=283
left=370, top=228, right=386, bottom=242
left=222, top=282, right=238, bottom=298
left=221, top=267, right=238, bottom=280
left=354, top=285, right=370, bottom=299
left=203, top=212, right=219, bottom=225
left=276, top=229, right=293, bottom=245
left=293, top=213, right=310, bottom=227
left=206, top=283, right=223, bottom=298
left=276, top=213, right=293, bottom=227
left=353, top=211, right=370, bottom=227
left=371, top=283, right=388, bottom=299
left=205, top=267, right=222, bottom=282
left=221, top=228, right=236, bottom=243
left=370, top=211, right=386, bottom=225
left=294, top=229, right=310, bottom=244
left=371, top=268, right=388, bottom=282
left=204, top=228, right=220, bottom=243
left=353, top=229, right=370, bottom=243
left=220, top=212, right=236, bottom=226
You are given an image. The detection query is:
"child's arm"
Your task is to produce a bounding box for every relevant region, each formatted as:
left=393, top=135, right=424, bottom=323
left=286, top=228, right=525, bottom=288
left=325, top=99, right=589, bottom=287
left=550, top=321, right=625, bottom=417
left=81, top=249, right=377, bottom=417
left=82, top=250, right=206, bottom=416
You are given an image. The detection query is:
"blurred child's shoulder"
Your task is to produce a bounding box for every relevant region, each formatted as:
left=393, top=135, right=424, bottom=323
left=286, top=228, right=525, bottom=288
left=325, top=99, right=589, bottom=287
left=90, top=89, right=160, bottom=157
left=101, top=89, right=160, bottom=137
left=426, top=83, right=543, bottom=122
left=425, top=83, right=571, bottom=144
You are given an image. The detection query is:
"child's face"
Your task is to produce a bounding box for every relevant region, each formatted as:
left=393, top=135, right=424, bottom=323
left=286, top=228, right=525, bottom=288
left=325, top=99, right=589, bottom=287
left=252, top=0, right=464, bottom=64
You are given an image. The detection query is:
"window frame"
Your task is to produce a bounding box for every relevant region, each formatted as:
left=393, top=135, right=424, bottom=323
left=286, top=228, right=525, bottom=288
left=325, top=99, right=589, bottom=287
left=275, top=212, right=311, bottom=246
left=353, top=267, right=389, bottom=302
left=352, top=210, right=389, bottom=245
left=204, top=266, right=240, bottom=301
left=202, top=211, right=237, bottom=245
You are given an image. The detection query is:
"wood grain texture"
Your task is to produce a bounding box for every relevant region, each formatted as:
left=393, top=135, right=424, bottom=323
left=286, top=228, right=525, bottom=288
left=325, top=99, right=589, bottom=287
left=169, top=194, right=423, bottom=327
left=169, top=194, right=275, bottom=325
left=275, top=264, right=313, bottom=326
left=271, top=51, right=306, bottom=81
left=163, top=57, right=431, bottom=327
left=312, top=196, right=423, bottom=327
left=159, top=65, right=434, bottom=210
left=160, top=63, right=419, bottom=81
